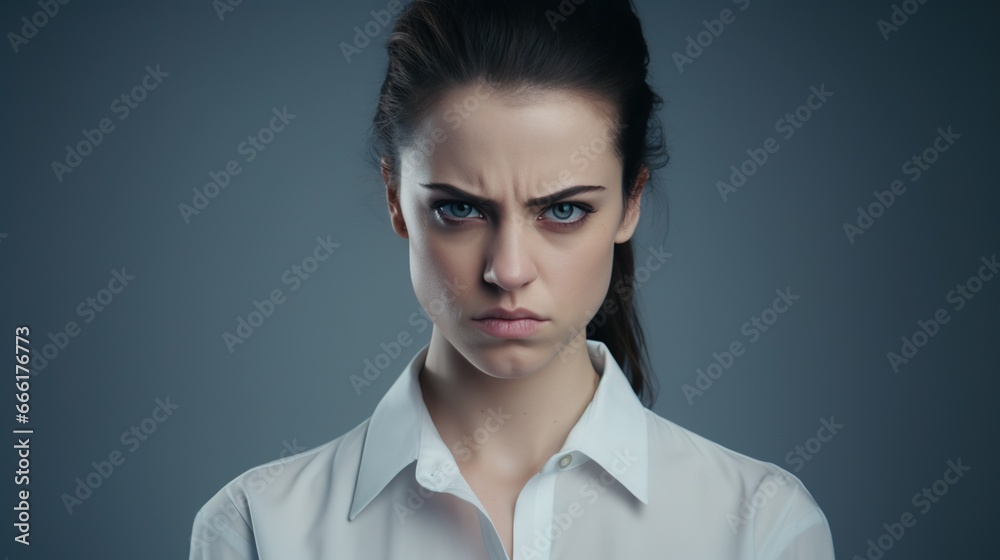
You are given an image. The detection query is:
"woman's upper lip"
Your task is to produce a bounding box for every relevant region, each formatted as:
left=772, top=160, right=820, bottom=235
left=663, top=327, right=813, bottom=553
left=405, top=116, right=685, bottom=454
left=475, top=307, right=545, bottom=320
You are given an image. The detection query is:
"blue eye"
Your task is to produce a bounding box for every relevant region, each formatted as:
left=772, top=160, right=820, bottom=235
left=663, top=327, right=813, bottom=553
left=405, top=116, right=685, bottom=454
left=431, top=200, right=595, bottom=230
left=545, top=202, right=586, bottom=223
left=435, top=201, right=483, bottom=220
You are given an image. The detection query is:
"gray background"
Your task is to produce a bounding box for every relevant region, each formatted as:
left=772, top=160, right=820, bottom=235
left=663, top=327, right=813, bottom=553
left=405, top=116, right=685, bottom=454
left=2, top=0, right=997, bottom=558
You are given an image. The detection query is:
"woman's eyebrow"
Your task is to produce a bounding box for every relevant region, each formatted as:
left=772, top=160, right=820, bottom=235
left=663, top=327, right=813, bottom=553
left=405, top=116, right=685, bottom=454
left=419, top=182, right=606, bottom=210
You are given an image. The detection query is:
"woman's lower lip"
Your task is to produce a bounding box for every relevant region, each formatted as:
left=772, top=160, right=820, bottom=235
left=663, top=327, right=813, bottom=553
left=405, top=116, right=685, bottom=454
left=471, top=318, right=546, bottom=338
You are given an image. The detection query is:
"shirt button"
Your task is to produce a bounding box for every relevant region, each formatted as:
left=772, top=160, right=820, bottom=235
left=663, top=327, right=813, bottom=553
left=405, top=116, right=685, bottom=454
left=558, top=454, right=573, bottom=468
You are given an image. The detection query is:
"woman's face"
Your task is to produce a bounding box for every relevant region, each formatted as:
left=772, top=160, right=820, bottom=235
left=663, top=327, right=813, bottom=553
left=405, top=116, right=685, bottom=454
left=386, top=85, right=643, bottom=378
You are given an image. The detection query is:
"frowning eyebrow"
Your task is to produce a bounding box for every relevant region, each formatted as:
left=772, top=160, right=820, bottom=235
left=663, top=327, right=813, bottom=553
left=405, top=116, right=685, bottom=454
left=418, top=182, right=607, bottom=210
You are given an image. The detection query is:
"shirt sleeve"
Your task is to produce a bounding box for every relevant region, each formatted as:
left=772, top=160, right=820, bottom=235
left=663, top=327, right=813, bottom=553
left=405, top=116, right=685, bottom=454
left=752, top=471, right=836, bottom=560
left=188, top=484, right=260, bottom=560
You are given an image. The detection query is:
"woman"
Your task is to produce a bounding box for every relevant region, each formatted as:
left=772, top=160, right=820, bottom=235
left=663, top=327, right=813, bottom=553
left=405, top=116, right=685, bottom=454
left=190, top=1, right=835, bottom=558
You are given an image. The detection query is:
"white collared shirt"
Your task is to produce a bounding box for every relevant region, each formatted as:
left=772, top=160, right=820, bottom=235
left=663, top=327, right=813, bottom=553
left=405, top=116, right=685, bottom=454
left=189, top=339, right=835, bottom=559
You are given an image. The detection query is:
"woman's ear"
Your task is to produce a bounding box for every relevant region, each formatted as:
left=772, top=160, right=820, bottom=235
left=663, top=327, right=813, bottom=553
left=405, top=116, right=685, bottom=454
left=615, top=165, right=648, bottom=243
left=383, top=157, right=409, bottom=238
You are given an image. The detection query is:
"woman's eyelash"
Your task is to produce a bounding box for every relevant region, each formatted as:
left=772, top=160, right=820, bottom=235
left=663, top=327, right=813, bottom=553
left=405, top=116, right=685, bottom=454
left=431, top=201, right=596, bottom=228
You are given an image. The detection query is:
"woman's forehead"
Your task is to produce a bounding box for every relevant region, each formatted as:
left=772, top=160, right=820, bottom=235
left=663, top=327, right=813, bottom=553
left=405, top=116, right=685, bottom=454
left=426, top=85, right=616, bottom=139
left=402, top=87, right=622, bottom=191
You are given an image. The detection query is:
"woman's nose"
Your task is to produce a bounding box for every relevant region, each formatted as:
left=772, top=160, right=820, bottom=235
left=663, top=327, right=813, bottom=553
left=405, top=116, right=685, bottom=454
left=482, top=217, right=537, bottom=291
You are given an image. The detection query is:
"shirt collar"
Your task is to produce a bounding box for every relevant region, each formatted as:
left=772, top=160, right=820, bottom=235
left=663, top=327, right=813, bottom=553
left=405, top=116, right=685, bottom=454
left=348, top=339, right=650, bottom=521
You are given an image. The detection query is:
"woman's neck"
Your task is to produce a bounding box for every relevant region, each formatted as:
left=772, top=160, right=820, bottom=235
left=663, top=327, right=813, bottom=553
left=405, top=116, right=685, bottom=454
left=418, top=329, right=600, bottom=479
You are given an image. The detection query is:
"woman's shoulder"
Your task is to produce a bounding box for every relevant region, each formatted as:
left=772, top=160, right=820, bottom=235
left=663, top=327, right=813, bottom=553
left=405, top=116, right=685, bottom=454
left=189, top=417, right=372, bottom=554
left=644, top=410, right=791, bottom=480
left=642, top=409, right=830, bottom=539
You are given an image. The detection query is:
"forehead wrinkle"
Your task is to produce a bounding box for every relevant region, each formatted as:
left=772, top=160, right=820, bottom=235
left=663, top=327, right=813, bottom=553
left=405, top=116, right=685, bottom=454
left=443, top=139, right=591, bottom=208
left=470, top=166, right=532, bottom=208
left=421, top=88, right=621, bottom=206
left=461, top=154, right=571, bottom=211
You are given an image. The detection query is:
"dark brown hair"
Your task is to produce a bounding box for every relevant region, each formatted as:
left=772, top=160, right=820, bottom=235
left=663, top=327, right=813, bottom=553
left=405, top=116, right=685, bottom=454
left=367, top=0, right=670, bottom=407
